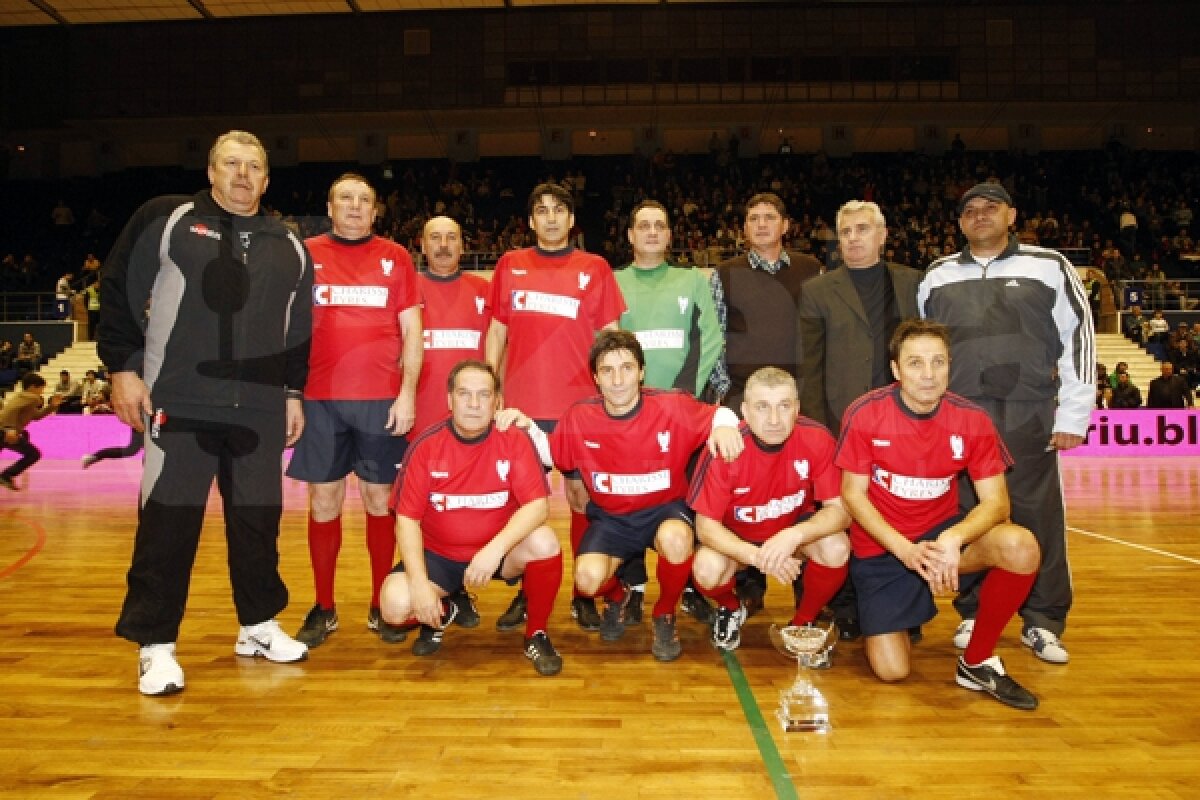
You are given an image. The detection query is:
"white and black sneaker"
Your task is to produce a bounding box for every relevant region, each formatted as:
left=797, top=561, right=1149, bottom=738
left=1021, top=626, right=1069, bottom=664
left=138, top=643, right=184, bottom=696
left=952, top=618, right=975, bottom=650
left=955, top=655, right=1038, bottom=711
left=295, top=604, right=338, bottom=647
left=235, top=619, right=309, bottom=663
left=710, top=604, right=747, bottom=651
left=411, top=599, right=459, bottom=657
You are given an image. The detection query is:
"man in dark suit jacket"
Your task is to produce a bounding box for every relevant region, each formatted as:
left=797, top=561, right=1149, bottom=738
left=799, top=200, right=923, bottom=433
left=716, top=192, right=823, bottom=411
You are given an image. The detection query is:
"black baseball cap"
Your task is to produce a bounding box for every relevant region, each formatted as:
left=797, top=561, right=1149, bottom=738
left=959, top=183, right=1013, bottom=214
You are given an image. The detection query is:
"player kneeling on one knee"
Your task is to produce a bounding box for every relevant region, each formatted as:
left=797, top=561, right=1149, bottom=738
left=688, top=367, right=852, bottom=652
left=379, top=360, right=564, bottom=676
left=835, top=319, right=1041, bottom=711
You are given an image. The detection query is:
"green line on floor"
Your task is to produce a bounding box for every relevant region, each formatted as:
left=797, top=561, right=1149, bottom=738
left=722, top=649, right=799, bottom=800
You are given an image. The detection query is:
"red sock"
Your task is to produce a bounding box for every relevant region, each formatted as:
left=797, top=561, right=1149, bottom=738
left=522, top=553, right=563, bottom=638
left=653, top=554, right=694, bottom=617
left=366, top=511, right=396, bottom=610
left=791, top=562, right=849, bottom=626
left=697, top=577, right=740, bottom=611
left=963, top=567, right=1037, bottom=665
left=570, top=511, right=589, bottom=599
left=586, top=575, right=624, bottom=602
left=308, top=514, right=342, bottom=609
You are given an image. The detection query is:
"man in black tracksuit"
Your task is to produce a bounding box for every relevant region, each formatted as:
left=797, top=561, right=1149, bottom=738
left=98, top=131, right=314, bottom=696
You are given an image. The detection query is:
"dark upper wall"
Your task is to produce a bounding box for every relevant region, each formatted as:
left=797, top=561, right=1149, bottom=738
left=2, top=1, right=1198, bottom=129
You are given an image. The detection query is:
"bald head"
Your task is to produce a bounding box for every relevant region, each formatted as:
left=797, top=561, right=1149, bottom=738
left=422, top=216, right=464, bottom=276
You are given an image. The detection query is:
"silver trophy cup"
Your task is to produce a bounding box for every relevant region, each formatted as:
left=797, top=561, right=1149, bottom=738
left=769, top=620, right=838, bottom=733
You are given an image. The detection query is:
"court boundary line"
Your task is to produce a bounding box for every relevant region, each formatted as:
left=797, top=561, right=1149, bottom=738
left=0, top=517, right=48, bottom=580
left=722, top=649, right=799, bottom=800
left=1068, top=525, right=1200, bottom=566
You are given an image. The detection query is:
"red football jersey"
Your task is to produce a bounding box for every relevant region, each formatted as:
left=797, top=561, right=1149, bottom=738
left=550, top=389, right=716, bottom=515
left=834, top=385, right=1012, bottom=558
left=688, top=418, right=840, bottom=544
left=488, top=247, right=625, bottom=420
left=390, top=421, right=550, bottom=562
left=413, top=271, right=492, bottom=436
left=304, top=234, right=419, bottom=400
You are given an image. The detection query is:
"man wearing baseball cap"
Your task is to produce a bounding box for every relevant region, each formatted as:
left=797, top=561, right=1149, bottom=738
left=917, top=181, right=1095, bottom=666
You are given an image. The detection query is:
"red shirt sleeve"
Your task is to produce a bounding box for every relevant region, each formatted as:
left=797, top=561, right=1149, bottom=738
left=507, top=429, right=552, bottom=504
left=809, top=426, right=842, bottom=503
left=392, top=441, right=432, bottom=519
left=687, top=449, right=735, bottom=521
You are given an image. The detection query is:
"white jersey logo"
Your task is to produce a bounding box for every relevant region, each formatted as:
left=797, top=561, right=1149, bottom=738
left=511, top=269, right=528, bottom=275
left=511, top=290, right=580, bottom=319
left=592, top=469, right=671, bottom=496
left=475, top=296, right=485, bottom=315
left=313, top=285, right=389, bottom=307
left=578, top=273, right=591, bottom=291
left=793, top=459, right=809, bottom=480
left=584, top=440, right=601, bottom=449
left=430, top=490, right=510, bottom=512
left=733, top=487, right=752, bottom=495
left=677, top=296, right=689, bottom=314
left=634, top=329, right=685, bottom=351
left=872, top=439, right=892, bottom=447
left=657, top=431, right=671, bottom=453
left=950, top=435, right=965, bottom=461
left=381, top=258, right=394, bottom=276
left=872, top=466, right=952, bottom=500
left=496, top=460, right=511, bottom=482
left=430, top=471, right=449, bottom=479
left=425, top=329, right=482, bottom=350
left=733, top=490, right=807, bottom=524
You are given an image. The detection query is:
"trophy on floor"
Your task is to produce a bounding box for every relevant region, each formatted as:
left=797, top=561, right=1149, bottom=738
left=769, top=619, right=838, bottom=733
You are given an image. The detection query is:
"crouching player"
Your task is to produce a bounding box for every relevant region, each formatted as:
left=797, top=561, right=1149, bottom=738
left=380, top=361, right=564, bottom=676
left=688, top=367, right=851, bottom=650
left=835, top=319, right=1041, bottom=710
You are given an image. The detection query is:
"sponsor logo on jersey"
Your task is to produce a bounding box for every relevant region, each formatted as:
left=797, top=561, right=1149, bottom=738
left=313, top=262, right=324, bottom=270
left=189, top=223, right=221, bottom=241
left=496, top=460, right=510, bottom=482
left=511, top=290, right=580, bottom=319
left=677, top=296, right=689, bottom=314
left=430, top=471, right=449, bottom=478
left=950, top=434, right=965, bottom=460
left=732, top=490, right=807, bottom=524
left=511, top=269, right=528, bottom=275
left=313, top=284, right=389, bottom=307
left=429, top=490, right=510, bottom=512
left=578, top=273, right=591, bottom=291
left=591, top=469, right=671, bottom=495
left=793, top=459, right=809, bottom=479
left=584, top=440, right=600, bottom=449
left=424, top=328, right=482, bottom=350
left=872, top=439, right=892, bottom=447
left=633, top=329, right=685, bottom=351
left=381, top=258, right=394, bottom=276
left=733, top=487, right=752, bottom=495
left=656, top=431, right=671, bottom=453
left=872, top=466, right=952, bottom=500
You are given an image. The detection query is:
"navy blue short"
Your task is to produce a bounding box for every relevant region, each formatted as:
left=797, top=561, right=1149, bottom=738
left=578, top=499, right=694, bottom=562
left=851, top=514, right=981, bottom=637
left=390, top=548, right=518, bottom=593
left=286, top=398, right=408, bottom=485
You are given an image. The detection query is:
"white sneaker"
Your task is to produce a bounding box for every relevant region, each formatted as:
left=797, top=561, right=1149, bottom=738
left=235, top=619, right=309, bottom=663
left=138, top=643, right=184, bottom=696
left=952, top=618, right=975, bottom=650
left=1021, top=626, right=1069, bottom=664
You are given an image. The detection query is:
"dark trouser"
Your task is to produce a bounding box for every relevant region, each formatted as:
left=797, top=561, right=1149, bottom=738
left=1, top=430, right=41, bottom=478
left=115, top=405, right=289, bottom=646
left=91, top=429, right=144, bottom=462
left=954, top=398, right=1071, bottom=636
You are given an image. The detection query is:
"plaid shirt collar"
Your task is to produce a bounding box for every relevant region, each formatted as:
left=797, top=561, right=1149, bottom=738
left=747, top=248, right=790, bottom=275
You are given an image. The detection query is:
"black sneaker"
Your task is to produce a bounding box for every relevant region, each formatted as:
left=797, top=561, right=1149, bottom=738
left=495, top=589, right=527, bottom=632
left=955, top=655, right=1039, bottom=711
left=367, top=607, right=411, bottom=644
left=571, top=596, right=603, bottom=632
left=447, top=588, right=480, bottom=628
left=734, top=581, right=765, bottom=619
left=411, top=600, right=459, bottom=657
left=651, top=614, right=683, bottom=662
left=599, top=588, right=630, bottom=642
left=710, top=604, right=747, bottom=651
left=295, top=604, right=338, bottom=647
left=625, top=589, right=645, bottom=624
left=680, top=587, right=715, bottom=625
left=523, top=631, right=563, bottom=676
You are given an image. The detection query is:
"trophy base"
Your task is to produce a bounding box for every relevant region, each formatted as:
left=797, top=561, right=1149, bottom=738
left=776, top=707, right=831, bottom=734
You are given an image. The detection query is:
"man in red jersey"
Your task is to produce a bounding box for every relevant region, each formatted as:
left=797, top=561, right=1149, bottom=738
left=413, top=216, right=492, bottom=437
left=688, top=367, right=850, bottom=651
left=540, top=329, right=742, bottom=662
left=380, top=361, right=564, bottom=676
left=486, top=182, right=626, bottom=634
left=287, top=173, right=424, bottom=648
left=835, top=319, right=1041, bottom=710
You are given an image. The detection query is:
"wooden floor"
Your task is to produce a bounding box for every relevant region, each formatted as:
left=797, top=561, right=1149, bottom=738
left=1, top=455, right=1198, bottom=799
